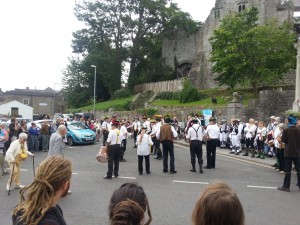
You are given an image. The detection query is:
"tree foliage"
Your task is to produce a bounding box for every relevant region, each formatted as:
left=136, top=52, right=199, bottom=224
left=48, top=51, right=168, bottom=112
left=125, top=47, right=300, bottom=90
left=210, top=7, right=296, bottom=94
left=63, top=0, right=199, bottom=108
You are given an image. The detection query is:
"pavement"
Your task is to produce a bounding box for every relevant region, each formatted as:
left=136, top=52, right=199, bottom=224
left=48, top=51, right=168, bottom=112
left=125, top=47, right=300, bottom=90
left=174, top=139, right=276, bottom=168
left=0, top=140, right=299, bottom=225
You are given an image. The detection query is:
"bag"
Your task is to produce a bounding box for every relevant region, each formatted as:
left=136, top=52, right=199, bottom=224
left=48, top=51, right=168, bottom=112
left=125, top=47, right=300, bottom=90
left=96, top=146, right=108, bottom=163
left=20, top=144, right=28, bottom=160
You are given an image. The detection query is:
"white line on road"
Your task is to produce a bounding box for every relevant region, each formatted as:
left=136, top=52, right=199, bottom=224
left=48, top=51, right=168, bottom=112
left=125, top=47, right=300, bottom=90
left=72, top=173, right=78, bottom=175
left=173, top=180, right=209, bottom=185
left=247, top=185, right=277, bottom=189
left=20, top=169, right=28, bottom=172
left=116, top=176, right=136, bottom=180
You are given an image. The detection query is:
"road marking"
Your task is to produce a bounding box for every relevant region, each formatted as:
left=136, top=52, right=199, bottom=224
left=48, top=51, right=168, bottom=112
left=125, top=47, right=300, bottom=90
left=20, top=169, right=29, bottom=172
left=173, top=180, right=209, bottom=185
left=72, top=173, right=78, bottom=175
left=116, top=176, right=136, bottom=180
left=247, top=185, right=277, bottom=189
left=66, top=147, right=79, bottom=149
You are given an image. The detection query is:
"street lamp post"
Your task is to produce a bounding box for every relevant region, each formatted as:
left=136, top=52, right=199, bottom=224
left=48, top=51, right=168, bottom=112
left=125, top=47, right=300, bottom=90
left=91, top=65, right=97, bottom=116
left=53, top=83, right=59, bottom=115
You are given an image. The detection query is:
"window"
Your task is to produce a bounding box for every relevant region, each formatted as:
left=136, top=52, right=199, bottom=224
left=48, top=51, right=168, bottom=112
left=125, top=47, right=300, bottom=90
left=238, top=4, right=246, bottom=13
left=11, top=107, right=18, bottom=117
left=23, top=98, right=29, bottom=105
left=214, top=9, right=220, bottom=19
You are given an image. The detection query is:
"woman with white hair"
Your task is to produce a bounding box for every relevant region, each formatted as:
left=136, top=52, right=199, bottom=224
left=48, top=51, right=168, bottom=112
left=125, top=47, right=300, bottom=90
left=5, top=133, right=35, bottom=190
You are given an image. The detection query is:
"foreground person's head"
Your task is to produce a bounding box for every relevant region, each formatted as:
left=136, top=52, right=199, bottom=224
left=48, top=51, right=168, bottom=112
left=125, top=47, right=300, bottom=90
left=192, top=182, right=244, bottom=225
left=13, top=156, right=72, bottom=225
left=109, top=183, right=152, bottom=225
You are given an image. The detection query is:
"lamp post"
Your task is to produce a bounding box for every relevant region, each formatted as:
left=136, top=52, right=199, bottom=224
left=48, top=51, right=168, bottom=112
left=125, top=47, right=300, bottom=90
left=53, top=83, right=59, bottom=115
left=91, top=65, right=97, bottom=115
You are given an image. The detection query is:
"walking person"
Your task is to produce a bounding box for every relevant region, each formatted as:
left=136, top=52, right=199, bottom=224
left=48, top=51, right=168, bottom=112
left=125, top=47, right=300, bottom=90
left=136, top=126, right=153, bottom=175
left=12, top=156, right=72, bottom=225
left=278, top=115, right=300, bottom=192
left=129, top=117, right=141, bottom=148
left=28, top=122, right=39, bottom=152
left=120, top=120, right=128, bottom=162
left=205, top=117, right=220, bottom=169
left=186, top=118, right=206, bottom=173
left=41, top=120, right=50, bottom=152
left=156, top=117, right=178, bottom=174
left=48, top=125, right=67, bottom=157
left=104, top=121, right=123, bottom=179
left=5, top=133, right=34, bottom=190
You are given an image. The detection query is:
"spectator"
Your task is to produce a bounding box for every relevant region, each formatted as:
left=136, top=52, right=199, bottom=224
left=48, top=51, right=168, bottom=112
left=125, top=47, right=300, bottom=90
left=41, top=120, right=50, bottom=152
left=28, top=122, right=39, bottom=152
left=192, top=182, right=245, bottom=225
left=0, top=122, right=9, bottom=176
left=12, top=156, right=72, bottom=225
left=109, top=183, right=152, bottom=225
left=48, top=125, right=67, bottom=157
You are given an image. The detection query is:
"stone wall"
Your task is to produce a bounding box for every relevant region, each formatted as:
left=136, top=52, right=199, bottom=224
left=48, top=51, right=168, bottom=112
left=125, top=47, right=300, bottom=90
left=133, top=79, right=183, bottom=94
left=162, top=0, right=294, bottom=90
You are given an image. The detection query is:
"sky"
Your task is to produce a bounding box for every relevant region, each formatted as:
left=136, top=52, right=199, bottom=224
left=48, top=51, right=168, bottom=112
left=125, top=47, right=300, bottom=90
left=0, top=0, right=216, bottom=92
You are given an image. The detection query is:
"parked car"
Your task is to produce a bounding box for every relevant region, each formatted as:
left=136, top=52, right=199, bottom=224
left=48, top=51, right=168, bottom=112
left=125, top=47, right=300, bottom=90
left=26, top=119, right=54, bottom=130
left=63, top=114, right=74, bottom=120
left=66, top=122, right=96, bottom=145
left=74, top=113, right=94, bottom=121
left=53, top=113, right=63, bottom=120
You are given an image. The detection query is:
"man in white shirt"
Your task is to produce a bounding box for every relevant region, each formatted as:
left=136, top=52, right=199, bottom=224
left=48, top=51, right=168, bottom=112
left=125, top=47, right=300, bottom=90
left=104, top=121, right=123, bottom=179
left=205, top=117, right=220, bottom=169
left=142, top=116, right=151, bottom=134
left=187, top=119, right=206, bottom=173
left=156, top=117, right=178, bottom=174
left=101, top=116, right=111, bottom=146
left=243, top=118, right=257, bottom=156
left=152, top=117, right=163, bottom=160
left=128, top=117, right=141, bottom=148
left=119, top=120, right=128, bottom=162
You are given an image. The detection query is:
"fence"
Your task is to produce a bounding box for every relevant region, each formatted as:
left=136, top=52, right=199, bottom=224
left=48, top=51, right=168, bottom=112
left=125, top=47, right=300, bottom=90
left=133, top=79, right=183, bottom=93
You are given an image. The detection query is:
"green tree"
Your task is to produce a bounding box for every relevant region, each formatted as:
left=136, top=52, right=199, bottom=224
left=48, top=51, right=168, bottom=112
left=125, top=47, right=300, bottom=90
left=210, top=7, right=296, bottom=94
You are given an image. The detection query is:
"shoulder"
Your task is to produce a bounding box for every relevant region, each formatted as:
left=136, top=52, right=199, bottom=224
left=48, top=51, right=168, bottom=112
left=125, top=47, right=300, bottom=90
left=38, top=206, right=65, bottom=225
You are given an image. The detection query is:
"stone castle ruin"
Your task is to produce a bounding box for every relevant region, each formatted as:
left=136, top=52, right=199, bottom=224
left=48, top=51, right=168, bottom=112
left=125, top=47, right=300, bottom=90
left=162, top=0, right=298, bottom=89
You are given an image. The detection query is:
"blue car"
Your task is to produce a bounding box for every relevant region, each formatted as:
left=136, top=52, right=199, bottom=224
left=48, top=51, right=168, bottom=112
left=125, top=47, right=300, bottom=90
left=66, top=122, right=96, bottom=145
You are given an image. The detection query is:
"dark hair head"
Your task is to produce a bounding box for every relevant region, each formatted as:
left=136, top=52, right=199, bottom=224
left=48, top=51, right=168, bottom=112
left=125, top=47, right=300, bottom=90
left=192, top=182, right=244, bottom=225
left=109, top=183, right=152, bottom=225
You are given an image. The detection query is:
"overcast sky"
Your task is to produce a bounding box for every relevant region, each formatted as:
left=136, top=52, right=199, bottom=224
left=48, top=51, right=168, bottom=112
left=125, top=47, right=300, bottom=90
left=0, top=0, right=215, bottom=92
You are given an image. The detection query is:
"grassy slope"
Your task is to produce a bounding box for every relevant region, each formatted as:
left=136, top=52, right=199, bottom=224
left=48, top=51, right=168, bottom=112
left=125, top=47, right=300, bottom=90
left=69, top=97, right=133, bottom=112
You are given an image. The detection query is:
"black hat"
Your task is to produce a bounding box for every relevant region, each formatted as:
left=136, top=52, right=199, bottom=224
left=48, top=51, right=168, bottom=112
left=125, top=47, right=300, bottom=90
left=165, top=117, right=173, bottom=123
left=209, top=117, right=216, bottom=121
left=112, top=121, right=120, bottom=126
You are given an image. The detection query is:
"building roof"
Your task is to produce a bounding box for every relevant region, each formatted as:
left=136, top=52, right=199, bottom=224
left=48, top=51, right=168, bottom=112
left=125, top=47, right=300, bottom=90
left=4, top=87, right=60, bottom=97
left=0, top=100, right=34, bottom=109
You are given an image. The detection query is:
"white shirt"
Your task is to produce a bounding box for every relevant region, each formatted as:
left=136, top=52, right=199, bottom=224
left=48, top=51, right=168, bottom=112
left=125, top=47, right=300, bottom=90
left=256, top=127, right=267, bottom=139
left=156, top=124, right=178, bottom=139
left=102, top=121, right=111, bottom=132
left=244, top=123, right=257, bottom=139
left=149, top=124, right=158, bottom=136
left=120, top=125, right=128, bottom=140
left=107, top=128, right=123, bottom=145
left=136, top=133, right=153, bottom=156
left=206, top=124, right=220, bottom=139
left=273, top=127, right=281, bottom=148
left=143, top=120, right=151, bottom=134
left=187, top=124, right=206, bottom=141
left=5, top=139, right=33, bottom=163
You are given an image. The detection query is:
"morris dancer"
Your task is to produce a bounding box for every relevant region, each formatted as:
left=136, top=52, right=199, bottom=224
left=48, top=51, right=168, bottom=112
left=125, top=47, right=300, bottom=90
left=243, top=118, right=257, bottom=156
left=219, top=119, right=229, bottom=148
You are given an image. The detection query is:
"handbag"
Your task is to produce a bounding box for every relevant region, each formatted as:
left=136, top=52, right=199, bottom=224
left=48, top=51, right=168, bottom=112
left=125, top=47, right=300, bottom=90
left=96, top=146, right=108, bottom=163
left=20, top=144, right=28, bottom=160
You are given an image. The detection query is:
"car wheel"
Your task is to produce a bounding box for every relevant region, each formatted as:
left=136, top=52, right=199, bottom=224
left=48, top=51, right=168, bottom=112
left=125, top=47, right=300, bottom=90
left=67, top=137, right=74, bottom=146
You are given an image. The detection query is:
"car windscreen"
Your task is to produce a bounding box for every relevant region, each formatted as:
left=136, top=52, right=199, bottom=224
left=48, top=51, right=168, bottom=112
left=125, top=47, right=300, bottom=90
left=68, top=123, right=88, bottom=130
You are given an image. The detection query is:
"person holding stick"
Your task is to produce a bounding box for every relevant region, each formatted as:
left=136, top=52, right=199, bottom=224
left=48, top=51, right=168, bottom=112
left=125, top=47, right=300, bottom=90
left=5, top=133, right=34, bottom=191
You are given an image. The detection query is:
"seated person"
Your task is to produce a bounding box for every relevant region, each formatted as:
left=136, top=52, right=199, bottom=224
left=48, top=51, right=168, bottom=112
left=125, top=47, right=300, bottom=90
left=192, top=182, right=245, bottom=225
left=109, top=182, right=152, bottom=225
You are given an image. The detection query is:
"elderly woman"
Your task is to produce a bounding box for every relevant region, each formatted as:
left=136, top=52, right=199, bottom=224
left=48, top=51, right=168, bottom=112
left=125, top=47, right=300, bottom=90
left=5, top=133, right=34, bottom=190
left=0, top=122, right=9, bottom=177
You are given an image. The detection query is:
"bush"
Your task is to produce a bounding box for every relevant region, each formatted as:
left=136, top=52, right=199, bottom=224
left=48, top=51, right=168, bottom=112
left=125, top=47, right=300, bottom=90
left=156, top=91, right=180, bottom=100
left=137, top=108, right=158, bottom=117
left=179, top=80, right=207, bottom=103
left=113, top=101, right=133, bottom=111
left=112, top=89, right=131, bottom=99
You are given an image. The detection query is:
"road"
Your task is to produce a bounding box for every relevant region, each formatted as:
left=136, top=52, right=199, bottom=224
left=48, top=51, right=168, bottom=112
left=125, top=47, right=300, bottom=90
left=0, top=140, right=299, bottom=225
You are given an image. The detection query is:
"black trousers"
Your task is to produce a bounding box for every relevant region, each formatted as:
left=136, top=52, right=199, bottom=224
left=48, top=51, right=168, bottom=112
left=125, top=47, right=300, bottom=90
left=155, top=138, right=162, bottom=158
left=133, top=130, right=138, bottom=146
left=138, top=155, right=150, bottom=173
left=206, top=139, right=218, bottom=168
left=190, top=140, right=203, bottom=168
left=161, top=141, right=175, bottom=171
left=103, top=131, right=109, bottom=146
left=245, top=138, right=254, bottom=149
left=276, top=148, right=285, bottom=171
left=120, top=139, right=127, bottom=160
left=282, top=157, right=300, bottom=188
left=107, top=144, right=121, bottom=177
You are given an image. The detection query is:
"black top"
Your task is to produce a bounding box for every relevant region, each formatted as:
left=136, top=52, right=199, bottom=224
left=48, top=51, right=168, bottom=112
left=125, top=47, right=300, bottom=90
left=13, top=205, right=67, bottom=225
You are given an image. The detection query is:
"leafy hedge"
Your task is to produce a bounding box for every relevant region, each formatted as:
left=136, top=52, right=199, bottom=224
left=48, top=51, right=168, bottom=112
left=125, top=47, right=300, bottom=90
left=112, top=89, right=131, bottom=99
left=179, top=80, right=207, bottom=103
left=156, top=91, right=180, bottom=100
left=137, top=108, right=158, bottom=117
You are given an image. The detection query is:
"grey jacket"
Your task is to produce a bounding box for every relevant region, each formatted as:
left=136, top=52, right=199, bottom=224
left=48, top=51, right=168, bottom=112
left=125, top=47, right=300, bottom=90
left=48, top=133, right=64, bottom=157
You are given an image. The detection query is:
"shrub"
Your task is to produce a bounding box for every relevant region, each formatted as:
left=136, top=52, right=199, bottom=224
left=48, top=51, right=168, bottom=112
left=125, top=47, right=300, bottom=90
left=112, top=89, right=131, bottom=99
left=137, top=108, right=158, bottom=117
left=179, top=80, right=207, bottom=103
left=156, top=91, right=180, bottom=100
left=113, top=101, right=133, bottom=111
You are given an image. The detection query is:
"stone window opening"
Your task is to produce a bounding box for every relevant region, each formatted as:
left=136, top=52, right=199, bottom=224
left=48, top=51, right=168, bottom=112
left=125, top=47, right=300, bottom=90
left=214, top=9, right=221, bottom=19
left=238, top=4, right=246, bottom=13
left=23, top=98, right=29, bottom=105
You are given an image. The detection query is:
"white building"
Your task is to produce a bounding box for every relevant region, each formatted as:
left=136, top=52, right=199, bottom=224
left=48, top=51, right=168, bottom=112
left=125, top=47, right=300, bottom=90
left=0, top=100, right=33, bottom=119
